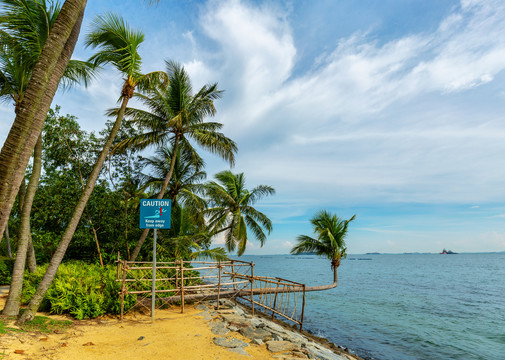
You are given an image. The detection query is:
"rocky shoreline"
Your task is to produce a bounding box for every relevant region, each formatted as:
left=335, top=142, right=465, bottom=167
left=198, top=299, right=362, bottom=360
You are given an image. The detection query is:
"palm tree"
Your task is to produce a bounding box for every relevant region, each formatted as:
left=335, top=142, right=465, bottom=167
left=112, top=60, right=237, bottom=261
left=140, top=144, right=207, bottom=233
left=0, top=0, right=86, bottom=239
left=291, top=210, right=356, bottom=287
left=17, top=13, right=165, bottom=324
left=205, top=170, right=275, bottom=256
left=1, top=0, right=94, bottom=316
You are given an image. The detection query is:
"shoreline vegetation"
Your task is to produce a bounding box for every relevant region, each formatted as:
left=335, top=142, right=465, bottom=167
left=0, top=289, right=360, bottom=360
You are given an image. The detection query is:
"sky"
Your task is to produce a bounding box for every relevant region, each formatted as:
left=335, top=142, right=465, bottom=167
left=2, top=0, right=505, bottom=254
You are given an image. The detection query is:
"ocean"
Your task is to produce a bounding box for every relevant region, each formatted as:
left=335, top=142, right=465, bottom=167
left=232, top=253, right=505, bottom=360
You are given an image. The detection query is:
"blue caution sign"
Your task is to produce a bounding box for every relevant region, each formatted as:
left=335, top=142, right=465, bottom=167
left=139, top=199, right=171, bottom=229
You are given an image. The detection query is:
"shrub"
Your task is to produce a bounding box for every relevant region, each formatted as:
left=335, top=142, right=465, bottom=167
left=21, top=261, right=136, bottom=319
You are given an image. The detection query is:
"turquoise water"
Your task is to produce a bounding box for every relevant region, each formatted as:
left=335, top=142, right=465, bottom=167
left=234, top=253, right=505, bottom=360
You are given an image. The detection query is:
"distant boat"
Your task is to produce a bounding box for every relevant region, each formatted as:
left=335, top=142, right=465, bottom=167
left=440, top=249, right=458, bottom=254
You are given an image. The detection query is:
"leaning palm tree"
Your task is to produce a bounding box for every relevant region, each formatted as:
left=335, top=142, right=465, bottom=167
left=291, top=210, right=356, bottom=288
left=205, top=170, right=275, bottom=256
left=17, top=13, right=166, bottom=324
left=1, top=0, right=95, bottom=316
left=0, top=0, right=86, bottom=239
left=112, top=60, right=237, bottom=261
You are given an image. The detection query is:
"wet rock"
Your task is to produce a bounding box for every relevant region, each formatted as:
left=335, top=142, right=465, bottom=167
left=266, top=340, right=300, bottom=353
left=213, top=337, right=249, bottom=348
left=239, top=326, right=272, bottom=341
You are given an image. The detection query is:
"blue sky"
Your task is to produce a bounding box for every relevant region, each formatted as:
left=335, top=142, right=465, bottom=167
left=2, top=0, right=505, bottom=254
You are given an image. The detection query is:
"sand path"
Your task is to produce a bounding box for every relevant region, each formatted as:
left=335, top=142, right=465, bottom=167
left=0, top=293, right=274, bottom=359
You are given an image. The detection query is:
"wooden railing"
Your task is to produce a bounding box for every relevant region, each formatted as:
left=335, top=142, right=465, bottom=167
left=116, top=257, right=306, bottom=330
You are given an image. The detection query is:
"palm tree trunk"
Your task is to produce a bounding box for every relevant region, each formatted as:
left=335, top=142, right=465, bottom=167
left=17, top=95, right=128, bottom=324
left=3, top=134, right=43, bottom=316
left=26, top=234, right=37, bottom=272
left=129, top=134, right=181, bottom=261
left=5, top=224, right=12, bottom=258
left=0, top=0, right=87, bottom=239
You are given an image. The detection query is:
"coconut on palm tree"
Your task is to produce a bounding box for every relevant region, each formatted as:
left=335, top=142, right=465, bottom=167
left=17, top=13, right=166, bottom=324
left=291, top=210, right=356, bottom=287
left=111, top=60, right=237, bottom=261
left=205, top=170, right=275, bottom=256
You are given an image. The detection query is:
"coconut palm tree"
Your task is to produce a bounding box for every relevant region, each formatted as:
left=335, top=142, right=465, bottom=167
left=17, top=13, right=166, bottom=324
left=205, top=170, right=275, bottom=256
left=291, top=210, right=356, bottom=287
left=111, top=60, right=237, bottom=261
left=140, top=144, right=207, bottom=232
left=0, top=0, right=86, bottom=238
left=1, top=0, right=95, bottom=316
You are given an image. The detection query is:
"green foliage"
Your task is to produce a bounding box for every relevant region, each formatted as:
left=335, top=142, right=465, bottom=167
left=206, top=170, right=275, bottom=256
left=291, top=210, right=356, bottom=263
left=0, top=256, right=14, bottom=284
left=21, top=261, right=136, bottom=319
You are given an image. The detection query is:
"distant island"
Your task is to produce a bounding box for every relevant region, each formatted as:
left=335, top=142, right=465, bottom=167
left=440, top=249, right=458, bottom=254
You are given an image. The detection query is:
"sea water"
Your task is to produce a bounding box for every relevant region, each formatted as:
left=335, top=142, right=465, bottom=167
left=233, top=253, right=505, bottom=360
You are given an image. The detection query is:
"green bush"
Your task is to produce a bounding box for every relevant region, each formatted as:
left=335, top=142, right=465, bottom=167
left=21, top=261, right=136, bottom=319
left=0, top=256, right=15, bottom=285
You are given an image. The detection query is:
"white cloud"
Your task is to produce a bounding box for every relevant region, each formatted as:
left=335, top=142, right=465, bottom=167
left=190, top=0, right=505, bottom=207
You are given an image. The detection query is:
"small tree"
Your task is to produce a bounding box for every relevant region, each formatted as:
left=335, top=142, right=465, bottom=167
left=291, top=210, right=355, bottom=286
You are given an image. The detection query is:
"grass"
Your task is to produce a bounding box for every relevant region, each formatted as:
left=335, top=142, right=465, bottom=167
left=21, top=316, right=73, bottom=333
left=0, top=317, right=24, bottom=334
left=0, top=315, right=72, bottom=335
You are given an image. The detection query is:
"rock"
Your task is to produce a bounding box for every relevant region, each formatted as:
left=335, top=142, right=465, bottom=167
left=137, top=336, right=145, bottom=341
left=228, top=325, right=239, bottom=332
left=211, top=323, right=230, bottom=336
left=195, top=304, right=209, bottom=311
left=200, top=312, right=213, bottom=322
left=239, top=326, right=272, bottom=341
left=271, top=333, right=284, bottom=341
left=216, top=309, right=236, bottom=314
left=266, top=340, right=300, bottom=353
left=228, top=347, right=251, bottom=356
left=251, top=338, right=264, bottom=346
left=213, top=337, right=249, bottom=348
left=221, top=314, right=250, bottom=327
left=291, top=351, right=309, bottom=359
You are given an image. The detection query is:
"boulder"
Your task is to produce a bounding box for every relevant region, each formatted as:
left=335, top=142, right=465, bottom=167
left=239, top=326, right=272, bottom=341
left=266, top=340, right=300, bottom=353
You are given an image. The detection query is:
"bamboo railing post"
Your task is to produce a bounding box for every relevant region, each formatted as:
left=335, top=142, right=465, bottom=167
left=272, top=282, right=279, bottom=319
left=231, top=260, right=236, bottom=291
left=250, top=262, right=255, bottom=316
left=175, top=261, right=179, bottom=289
left=180, top=260, right=184, bottom=313
left=217, top=260, right=221, bottom=310
left=300, top=284, right=306, bottom=331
